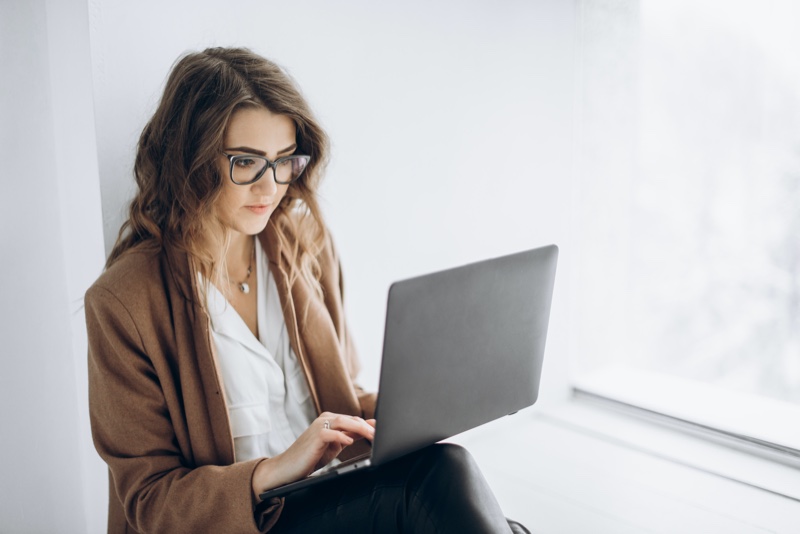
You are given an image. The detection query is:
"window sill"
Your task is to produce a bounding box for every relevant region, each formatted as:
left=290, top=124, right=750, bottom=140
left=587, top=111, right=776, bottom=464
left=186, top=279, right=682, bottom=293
left=542, top=393, right=800, bottom=502
left=572, top=366, right=800, bottom=454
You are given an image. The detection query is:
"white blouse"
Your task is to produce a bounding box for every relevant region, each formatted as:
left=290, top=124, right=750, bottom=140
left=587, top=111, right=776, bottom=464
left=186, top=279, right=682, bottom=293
left=205, top=237, right=317, bottom=462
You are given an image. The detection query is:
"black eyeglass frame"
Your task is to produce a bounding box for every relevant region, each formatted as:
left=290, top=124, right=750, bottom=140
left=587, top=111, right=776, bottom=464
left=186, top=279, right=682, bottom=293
left=222, top=152, right=311, bottom=186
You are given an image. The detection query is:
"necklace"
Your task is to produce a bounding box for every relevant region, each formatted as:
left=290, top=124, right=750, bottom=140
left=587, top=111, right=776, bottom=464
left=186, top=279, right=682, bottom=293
left=232, top=241, right=255, bottom=294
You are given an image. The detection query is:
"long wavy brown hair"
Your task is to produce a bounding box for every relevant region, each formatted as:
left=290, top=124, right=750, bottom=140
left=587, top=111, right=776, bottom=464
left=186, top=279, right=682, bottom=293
left=106, top=47, right=330, bottom=301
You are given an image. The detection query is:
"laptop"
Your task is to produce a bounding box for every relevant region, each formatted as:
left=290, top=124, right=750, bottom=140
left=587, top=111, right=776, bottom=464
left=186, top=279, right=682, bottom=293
left=259, top=244, right=558, bottom=501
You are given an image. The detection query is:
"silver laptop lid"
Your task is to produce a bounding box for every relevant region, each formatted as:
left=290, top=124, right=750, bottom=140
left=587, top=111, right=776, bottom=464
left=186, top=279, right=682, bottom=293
left=372, top=244, right=558, bottom=464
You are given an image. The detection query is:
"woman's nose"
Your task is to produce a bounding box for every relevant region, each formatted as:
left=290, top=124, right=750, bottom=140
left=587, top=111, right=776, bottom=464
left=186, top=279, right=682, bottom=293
left=252, top=169, right=278, bottom=195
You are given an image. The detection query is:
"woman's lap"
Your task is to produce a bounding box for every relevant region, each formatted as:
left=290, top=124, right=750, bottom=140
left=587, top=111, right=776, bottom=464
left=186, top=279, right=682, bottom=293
left=270, top=443, right=511, bottom=534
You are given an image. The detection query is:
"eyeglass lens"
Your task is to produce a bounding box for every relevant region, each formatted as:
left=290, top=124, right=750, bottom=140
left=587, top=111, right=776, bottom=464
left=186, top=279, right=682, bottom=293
left=231, top=156, right=308, bottom=185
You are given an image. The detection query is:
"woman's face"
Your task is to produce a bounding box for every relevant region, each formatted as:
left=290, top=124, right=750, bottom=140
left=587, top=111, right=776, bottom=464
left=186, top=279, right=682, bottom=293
left=215, top=106, right=297, bottom=237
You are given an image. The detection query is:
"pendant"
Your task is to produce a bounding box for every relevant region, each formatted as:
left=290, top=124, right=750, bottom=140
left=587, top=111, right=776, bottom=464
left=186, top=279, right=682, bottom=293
left=239, top=282, right=250, bottom=294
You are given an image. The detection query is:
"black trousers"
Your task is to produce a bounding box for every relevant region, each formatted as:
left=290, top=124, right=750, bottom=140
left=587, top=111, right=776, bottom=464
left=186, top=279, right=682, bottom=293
left=270, top=443, right=515, bottom=534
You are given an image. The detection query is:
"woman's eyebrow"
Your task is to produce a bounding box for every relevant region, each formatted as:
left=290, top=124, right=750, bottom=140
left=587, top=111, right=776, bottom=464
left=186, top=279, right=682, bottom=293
left=225, top=144, right=297, bottom=157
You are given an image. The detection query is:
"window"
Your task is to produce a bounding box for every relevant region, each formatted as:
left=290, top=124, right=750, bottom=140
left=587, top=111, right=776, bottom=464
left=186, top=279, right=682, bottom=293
left=572, top=0, right=800, bottom=451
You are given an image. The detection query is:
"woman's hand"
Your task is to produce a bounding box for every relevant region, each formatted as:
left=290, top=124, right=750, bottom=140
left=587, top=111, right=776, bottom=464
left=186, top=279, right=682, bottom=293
left=252, top=412, right=376, bottom=499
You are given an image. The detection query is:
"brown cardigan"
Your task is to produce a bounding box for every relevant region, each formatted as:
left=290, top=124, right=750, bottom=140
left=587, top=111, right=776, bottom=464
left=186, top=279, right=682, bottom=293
left=85, top=220, right=376, bottom=533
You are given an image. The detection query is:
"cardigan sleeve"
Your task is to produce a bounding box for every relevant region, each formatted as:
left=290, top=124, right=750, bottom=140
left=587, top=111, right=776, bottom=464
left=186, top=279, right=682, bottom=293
left=85, top=284, right=283, bottom=533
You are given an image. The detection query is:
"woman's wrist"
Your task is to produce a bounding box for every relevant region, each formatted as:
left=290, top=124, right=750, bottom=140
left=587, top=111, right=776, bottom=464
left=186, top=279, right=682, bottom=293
left=252, top=456, right=281, bottom=501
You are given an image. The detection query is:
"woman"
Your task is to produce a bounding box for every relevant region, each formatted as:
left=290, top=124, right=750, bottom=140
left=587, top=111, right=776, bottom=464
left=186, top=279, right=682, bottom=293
left=86, top=47, right=528, bottom=533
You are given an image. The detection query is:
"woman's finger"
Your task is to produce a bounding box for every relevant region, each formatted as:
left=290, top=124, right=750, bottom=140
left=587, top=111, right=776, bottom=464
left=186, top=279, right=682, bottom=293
left=318, top=414, right=375, bottom=441
left=320, top=427, right=354, bottom=446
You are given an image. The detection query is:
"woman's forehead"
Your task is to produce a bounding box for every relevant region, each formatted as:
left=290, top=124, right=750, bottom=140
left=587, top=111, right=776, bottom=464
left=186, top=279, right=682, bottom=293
left=224, top=107, right=296, bottom=152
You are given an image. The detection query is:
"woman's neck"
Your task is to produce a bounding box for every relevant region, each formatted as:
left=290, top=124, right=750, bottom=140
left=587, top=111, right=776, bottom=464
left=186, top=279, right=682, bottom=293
left=225, top=232, right=254, bottom=280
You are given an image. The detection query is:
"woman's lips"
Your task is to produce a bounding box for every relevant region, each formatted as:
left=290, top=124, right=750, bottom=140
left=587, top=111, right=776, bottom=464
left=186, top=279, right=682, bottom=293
left=245, top=204, right=270, bottom=215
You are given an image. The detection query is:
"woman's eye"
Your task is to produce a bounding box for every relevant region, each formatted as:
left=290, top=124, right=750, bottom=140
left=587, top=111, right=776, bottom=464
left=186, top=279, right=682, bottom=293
left=235, top=158, right=257, bottom=168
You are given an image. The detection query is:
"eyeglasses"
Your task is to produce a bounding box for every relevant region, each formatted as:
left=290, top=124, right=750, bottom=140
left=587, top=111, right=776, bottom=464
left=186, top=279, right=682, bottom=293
left=222, top=152, right=311, bottom=185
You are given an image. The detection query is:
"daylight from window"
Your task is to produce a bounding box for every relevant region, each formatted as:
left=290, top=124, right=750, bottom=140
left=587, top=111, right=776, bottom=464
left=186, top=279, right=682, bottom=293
left=574, top=0, right=800, bottom=407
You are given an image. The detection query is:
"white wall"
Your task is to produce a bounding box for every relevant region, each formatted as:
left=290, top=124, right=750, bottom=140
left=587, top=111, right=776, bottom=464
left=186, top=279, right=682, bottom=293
left=90, top=0, right=576, bottom=396
left=0, top=1, right=106, bottom=532
left=1, top=0, right=576, bottom=531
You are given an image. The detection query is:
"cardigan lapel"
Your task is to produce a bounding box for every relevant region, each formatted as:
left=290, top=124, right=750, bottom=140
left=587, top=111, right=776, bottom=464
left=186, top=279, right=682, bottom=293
left=163, top=242, right=235, bottom=466
left=259, top=220, right=363, bottom=419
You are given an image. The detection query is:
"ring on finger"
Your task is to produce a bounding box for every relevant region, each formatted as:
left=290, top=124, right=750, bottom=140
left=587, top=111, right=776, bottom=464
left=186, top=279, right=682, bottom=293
left=323, top=420, right=331, bottom=430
